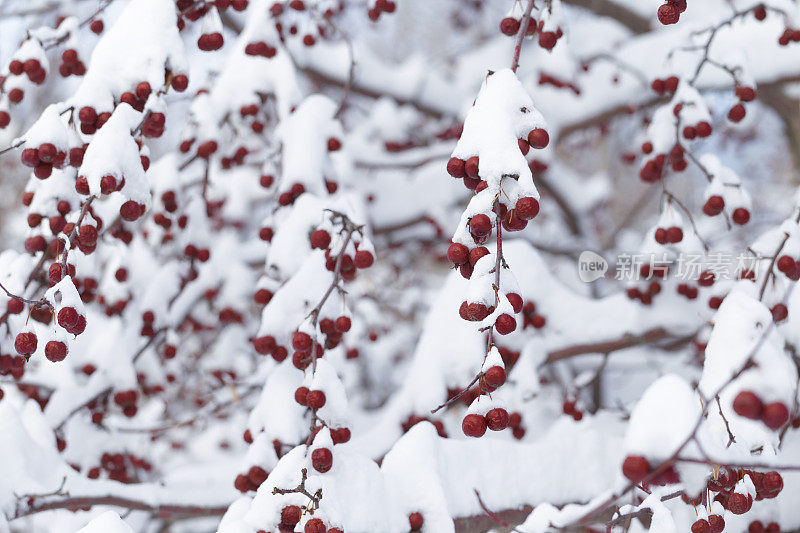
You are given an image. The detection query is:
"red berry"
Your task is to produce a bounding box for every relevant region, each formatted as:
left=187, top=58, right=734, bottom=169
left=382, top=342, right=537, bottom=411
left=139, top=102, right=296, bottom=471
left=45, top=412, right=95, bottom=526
left=696, top=121, right=713, bottom=137
left=486, top=408, right=509, bottom=431
left=44, top=340, right=68, bottom=362
left=469, top=214, right=492, bottom=238
left=728, top=103, right=746, bottom=122
left=733, top=390, right=763, bottom=419
left=494, top=313, right=516, bottom=335
left=281, top=505, right=302, bottom=526
left=499, top=17, right=520, bottom=36
left=15, top=332, right=38, bottom=355
left=763, top=471, right=783, bottom=496
left=666, top=226, right=683, bottom=244
left=309, top=229, right=331, bottom=249
left=762, top=402, right=789, bottom=430
left=447, top=242, right=469, bottom=265
left=484, top=366, right=506, bottom=388
left=708, top=515, right=725, bottom=533
left=528, top=128, right=549, bottom=149
left=58, top=307, right=79, bottom=330
left=119, top=201, right=144, bottom=221
left=621, top=455, right=650, bottom=483
left=506, top=292, right=523, bottom=313
left=306, top=390, right=326, bottom=410
left=737, top=86, right=757, bottom=102
left=304, top=519, right=326, bottom=533
left=171, top=74, right=189, bottom=92
left=292, top=331, right=312, bottom=351
left=727, top=493, right=752, bottom=514
left=703, top=195, right=725, bottom=216
left=538, top=31, right=557, bottom=50
left=732, top=207, right=750, bottom=225
left=772, top=303, right=788, bottom=322
left=354, top=250, right=374, bottom=269
left=90, top=19, right=104, bottom=33
left=335, top=316, right=351, bottom=332
left=462, top=413, right=487, bottom=437
left=447, top=157, right=466, bottom=178
left=408, top=512, right=424, bottom=531
left=247, top=465, right=268, bottom=486
left=657, top=3, right=680, bottom=25
left=311, top=447, right=333, bottom=473
left=515, top=197, right=539, bottom=220
left=692, top=519, right=710, bottom=533
left=327, top=137, right=342, bottom=151
left=464, top=156, right=480, bottom=179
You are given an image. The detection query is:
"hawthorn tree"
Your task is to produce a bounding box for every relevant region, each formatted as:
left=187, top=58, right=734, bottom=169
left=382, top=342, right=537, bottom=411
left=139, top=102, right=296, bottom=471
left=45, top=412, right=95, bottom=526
left=1, top=0, right=800, bottom=532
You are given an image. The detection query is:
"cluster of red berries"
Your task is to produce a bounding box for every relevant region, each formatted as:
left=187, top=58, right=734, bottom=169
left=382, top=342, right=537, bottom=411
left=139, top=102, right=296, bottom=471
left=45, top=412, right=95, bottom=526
left=626, top=280, right=663, bottom=306
left=447, top=128, right=549, bottom=191
left=86, top=452, right=153, bottom=483
left=728, top=86, right=756, bottom=123
left=234, top=464, right=269, bottom=493
left=732, top=391, right=789, bottom=430
left=682, top=120, right=713, bottom=141
left=657, top=0, right=686, bottom=26
left=401, top=414, right=447, bottom=438
left=245, top=40, right=278, bottom=58
left=708, top=468, right=783, bottom=510
left=520, top=300, right=546, bottom=330
left=458, top=295, right=519, bottom=335
left=461, top=366, right=511, bottom=437
left=269, top=1, right=337, bottom=48
left=324, top=247, right=373, bottom=281
left=462, top=407, right=510, bottom=437
left=294, top=385, right=327, bottom=410
left=367, top=0, right=396, bottom=22
left=654, top=225, right=683, bottom=245
left=21, top=141, right=68, bottom=180
left=272, top=505, right=343, bottom=533
left=690, top=515, right=725, bottom=533
left=198, top=31, right=224, bottom=51
left=776, top=253, right=800, bottom=281
left=0, top=354, right=26, bottom=380
left=651, top=75, right=680, bottom=95
left=6, top=57, right=47, bottom=103
left=778, top=27, right=800, bottom=46
left=747, top=521, right=783, bottom=533
left=76, top=105, right=111, bottom=135
left=113, top=389, right=139, bottom=417
left=676, top=282, right=700, bottom=300
left=291, top=331, right=323, bottom=370
left=58, top=48, right=87, bottom=77
left=701, top=195, right=750, bottom=225
left=499, top=16, right=563, bottom=50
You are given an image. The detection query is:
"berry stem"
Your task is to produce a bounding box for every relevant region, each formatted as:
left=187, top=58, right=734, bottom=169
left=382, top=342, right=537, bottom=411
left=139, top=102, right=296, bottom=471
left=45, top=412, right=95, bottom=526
left=0, top=281, right=47, bottom=307
left=510, top=0, right=536, bottom=73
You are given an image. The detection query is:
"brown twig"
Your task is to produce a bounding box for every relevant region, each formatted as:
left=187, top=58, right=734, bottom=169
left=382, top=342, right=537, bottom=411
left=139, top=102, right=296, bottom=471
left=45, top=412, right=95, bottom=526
left=511, top=0, right=537, bottom=72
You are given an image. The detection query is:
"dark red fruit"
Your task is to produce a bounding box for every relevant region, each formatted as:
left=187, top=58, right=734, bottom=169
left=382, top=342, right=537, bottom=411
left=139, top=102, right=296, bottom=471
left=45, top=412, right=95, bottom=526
left=762, top=402, right=789, bottom=430
left=462, top=413, right=487, bottom=437
left=621, top=455, right=650, bottom=483
left=732, top=391, right=763, bottom=419
left=528, top=128, right=549, bottom=149
left=311, top=447, right=333, bottom=473
left=486, top=408, right=509, bottom=431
